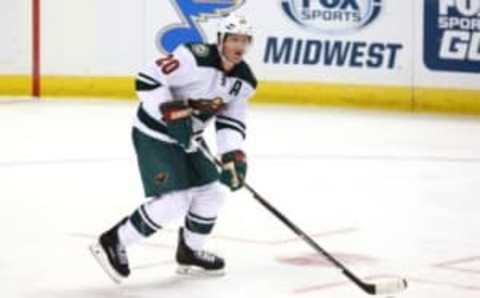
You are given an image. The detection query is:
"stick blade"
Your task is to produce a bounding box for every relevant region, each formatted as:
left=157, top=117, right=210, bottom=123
left=374, top=278, right=408, bottom=295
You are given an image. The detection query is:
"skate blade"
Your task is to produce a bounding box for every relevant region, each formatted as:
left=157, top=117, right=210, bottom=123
left=176, top=265, right=225, bottom=277
left=89, top=243, right=124, bottom=284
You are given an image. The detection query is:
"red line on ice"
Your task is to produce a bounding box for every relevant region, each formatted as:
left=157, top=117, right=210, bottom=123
left=434, top=256, right=480, bottom=275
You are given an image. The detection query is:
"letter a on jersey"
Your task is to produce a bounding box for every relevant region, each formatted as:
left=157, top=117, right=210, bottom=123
left=229, top=80, right=243, bottom=96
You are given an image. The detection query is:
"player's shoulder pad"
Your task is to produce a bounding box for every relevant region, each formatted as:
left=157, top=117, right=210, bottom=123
left=184, top=42, right=257, bottom=90
left=229, top=61, right=257, bottom=90
left=171, top=44, right=198, bottom=69
left=184, top=43, right=221, bottom=69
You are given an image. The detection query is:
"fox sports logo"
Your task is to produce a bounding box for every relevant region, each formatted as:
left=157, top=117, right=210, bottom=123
left=281, top=0, right=384, bottom=34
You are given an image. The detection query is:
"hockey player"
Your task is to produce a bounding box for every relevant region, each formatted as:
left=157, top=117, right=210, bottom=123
left=89, top=13, right=256, bottom=283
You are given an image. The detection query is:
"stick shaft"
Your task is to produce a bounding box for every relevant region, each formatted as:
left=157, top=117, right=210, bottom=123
left=196, top=143, right=377, bottom=294
left=243, top=183, right=374, bottom=293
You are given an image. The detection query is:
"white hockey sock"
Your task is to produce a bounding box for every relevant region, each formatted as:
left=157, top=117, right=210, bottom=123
left=117, top=219, right=143, bottom=246
left=117, top=191, right=191, bottom=246
left=183, top=182, right=225, bottom=251
left=184, top=229, right=209, bottom=251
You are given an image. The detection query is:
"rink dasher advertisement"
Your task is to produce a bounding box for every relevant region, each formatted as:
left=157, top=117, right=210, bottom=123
left=1, top=0, right=480, bottom=111
left=263, top=37, right=403, bottom=69
left=255, top=0, right=411, bottom=84
left=139, top=0, right=412, bottom=84
left=424, top=0, right=480, bottom=73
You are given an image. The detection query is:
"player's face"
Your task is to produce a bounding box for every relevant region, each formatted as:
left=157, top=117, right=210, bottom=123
left=222, top=34, right=252, bottom=65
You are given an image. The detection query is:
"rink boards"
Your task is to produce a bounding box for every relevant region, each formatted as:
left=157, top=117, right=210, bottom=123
left=1, top=74, right=480, bottom=114
left=0, top=0, right=479, bottom=113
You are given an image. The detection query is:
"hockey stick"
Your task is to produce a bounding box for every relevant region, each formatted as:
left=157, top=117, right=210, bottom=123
left=196, top=143, right=408, bottom=295
left=241, top=183, right=407, bottom=295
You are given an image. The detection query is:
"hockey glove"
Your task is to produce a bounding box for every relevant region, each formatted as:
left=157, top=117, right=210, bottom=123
left=220, top=150, right=247, bottom=191
left=188, top=97, right=225, bottom=115
left=160, top=101, right=193, bottom=148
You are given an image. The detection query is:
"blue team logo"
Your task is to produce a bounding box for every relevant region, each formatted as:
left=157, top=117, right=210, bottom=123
left=157, top=0, right=245, bottom=53
left=424, top=0, right=480, bottom=73
left=281, top=0, right=383, bottom=34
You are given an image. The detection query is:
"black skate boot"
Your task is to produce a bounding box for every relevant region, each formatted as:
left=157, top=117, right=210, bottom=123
left=89, top=217, right=130, bottom=283
left=176, top=228, right=225, bottom=276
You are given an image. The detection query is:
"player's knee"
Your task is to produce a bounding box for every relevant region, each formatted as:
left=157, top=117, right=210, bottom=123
left=143, top=190, right=191, bottom=225
left=192, top=181, right=226, bottom=203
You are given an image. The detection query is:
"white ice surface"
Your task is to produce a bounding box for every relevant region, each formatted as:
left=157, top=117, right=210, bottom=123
left=1, top=98, right=480, bottom=298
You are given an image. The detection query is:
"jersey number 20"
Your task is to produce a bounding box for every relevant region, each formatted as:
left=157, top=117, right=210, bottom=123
left=156, top=55, right=180, bottom=75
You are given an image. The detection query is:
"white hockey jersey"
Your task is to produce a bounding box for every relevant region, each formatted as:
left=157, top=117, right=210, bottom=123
left=133, top=43, right=257, bottom=155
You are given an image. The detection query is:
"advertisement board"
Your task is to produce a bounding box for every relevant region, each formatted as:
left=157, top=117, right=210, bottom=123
left=424, top=0, right=480, bottom=73
left=0, top=0, right=478, bottom=112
